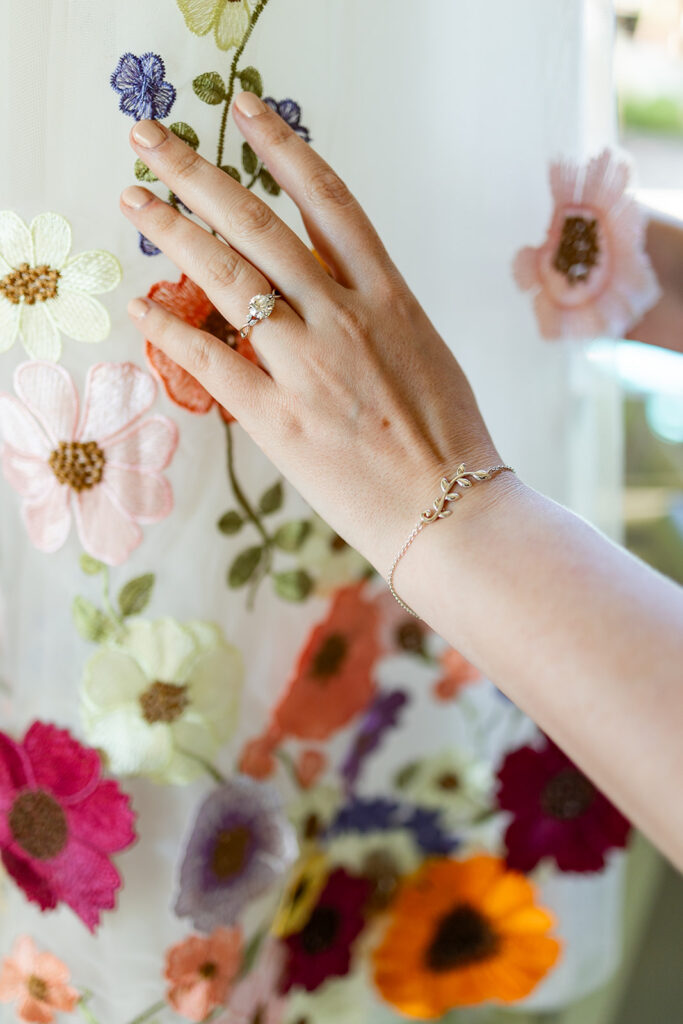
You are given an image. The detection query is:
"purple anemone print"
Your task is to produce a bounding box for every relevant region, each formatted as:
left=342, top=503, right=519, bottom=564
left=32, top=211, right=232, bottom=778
left=110, top=52, right=176, bottom=121
left=340, top=689, right=409, bottom=791
left=263, top=98, right=311, bottom=142
left=175, top=776, right=298, bottom=933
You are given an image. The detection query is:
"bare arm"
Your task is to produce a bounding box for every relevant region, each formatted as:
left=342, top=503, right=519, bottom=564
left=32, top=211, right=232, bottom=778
left=628, top=209, right=683, bottom=353
left=118, top=97, right=683, bottom=869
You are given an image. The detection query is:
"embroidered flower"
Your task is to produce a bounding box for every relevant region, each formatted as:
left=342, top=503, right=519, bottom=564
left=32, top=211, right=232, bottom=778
left=0, top=211, right=121, bottom=361
left=216, top=939, right=286, bottom=1024
left=294, top=514, right=372, bottom=597
left=271, top=583, right=381, bottom=741
left=272, top=850, right=330, bottom=939
left=0, top=361, right=178, bottom=565
left=145, top=274, right=260, bottom=422
left=175, top=776, right=298, bottom=933
left=288, top=784, right=343, bottom=847
left=81, top=618, right=243, bottom=785
left=176, top=0, right=251, bottom=51
left=238, top=729, right=280, bottom=781
left=294, top=749, right=327, bottom=790
left=373, top=587, right=431, bottom=658
left=513, top=149, right=660, bottom=340
left=373, top=856, right=560, bottom=1016
left=0, top=936, right=79, bottom=1023
left=432, top=647, right=482, bottom=701
left=328, top=796, right=458, bottom=857
left=0, top=722, right=136, bottom=931
left=496, top=736, right=631, bottom=873
left=397, top=749, right=494, bottom=828
left=281, top=868, right=371, bottom=994
left=326, top=832, right=419, bottom=914
left=139, top=234, right=162, bottom=258
left=110, top=52, right=176, bottom=121
left=263, top=99, right=311, bottom=143
left=340, top=689, right=408, bottom=791
left=164, top=928, right=242, bottom=1022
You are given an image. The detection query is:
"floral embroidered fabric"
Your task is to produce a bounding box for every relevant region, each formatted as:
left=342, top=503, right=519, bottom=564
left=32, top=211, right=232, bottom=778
left=0, top=1, right=638, bottom=1022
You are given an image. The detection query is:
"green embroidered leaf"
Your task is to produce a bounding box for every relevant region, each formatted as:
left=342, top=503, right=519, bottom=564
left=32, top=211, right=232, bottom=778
left=242, top=142, right=259, bottom=176
left=170, top=122, right=200, bottom=150
left=134, top=158, right=158, bottom=183
left=118, top=574, right=155, bottom=617
left=228, top=546, right=264, bottom=588
left=220, top=165, right=242, bottom=183
left=259, top=168, right=281, bottom=196
left=72, top=597, right=112, bottom=644
left=258, top=480, right=283, bottom=515
left=218, top=510, right=243, bottom=535
left=193, top=71, right=226, bottom=104
left=272, top=569, right=313, bottom=602
left=238, top=67, right=263, bottom=97
left=273, top=519, right=311, bottom=552
left=79, top=554, right=105, bottom=576
left=394, top=761, right=420, bottom=789
left=240, top=930, right=265, bottom=979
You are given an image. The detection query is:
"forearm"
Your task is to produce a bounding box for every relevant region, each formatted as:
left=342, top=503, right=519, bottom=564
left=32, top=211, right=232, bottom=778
left=396, top=475, right=683, bottom=868
left=628, top=210, right=683, bottom=353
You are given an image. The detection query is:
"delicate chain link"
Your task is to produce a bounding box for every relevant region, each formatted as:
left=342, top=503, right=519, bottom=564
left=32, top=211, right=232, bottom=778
left=387, top=464, right=516, bottom=619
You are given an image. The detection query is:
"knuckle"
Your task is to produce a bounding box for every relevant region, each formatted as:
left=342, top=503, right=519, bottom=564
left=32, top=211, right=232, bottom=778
left=204, top=247, right=244, bottom=290
left=230, top=195, right=276, bottom=239
left=188, top=333, right=216, bottom=378
left=260, top=117, right=292, bottom=150
left=332, top=301, right=373, bottom=348
left=172, top=146, right=202, bottom=182
left=304, top=167, right=354, bottom=209
left=149, top=201, right=179, bottom=236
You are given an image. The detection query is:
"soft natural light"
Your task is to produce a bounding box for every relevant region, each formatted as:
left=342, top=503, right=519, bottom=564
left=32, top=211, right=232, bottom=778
left=587, top=339, right=683, bottom=395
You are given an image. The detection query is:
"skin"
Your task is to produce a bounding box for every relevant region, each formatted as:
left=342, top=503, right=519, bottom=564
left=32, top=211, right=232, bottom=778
left=120, top=95, right=683, bottom=870
left=629, top=210, right=683, bottom=354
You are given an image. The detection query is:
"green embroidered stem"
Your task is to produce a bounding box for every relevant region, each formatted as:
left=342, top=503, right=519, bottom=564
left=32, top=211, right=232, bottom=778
left=176, top=746, right=227, bottom=784
left=101, top=567, right=124, bottom=630
left=126, top=1000, right=167, bottom=1024
left=78, top=992, right=100, bottom=1024
left=225, top=422, right=272, bottom=550
left=245, top=166, right=261, bottom=190
left=216, top=0, right=272, bottom=169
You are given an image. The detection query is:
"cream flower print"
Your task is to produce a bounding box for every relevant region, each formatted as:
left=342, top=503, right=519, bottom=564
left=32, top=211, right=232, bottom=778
left=177, top=0, right=251, bottom=50
left=398, top=748, right=494, bottom=827
left=296, top=514, right=372, bottom=596
left=81, top=617, right=243, bottom=785
left=0, top=211, right=121, bottom=360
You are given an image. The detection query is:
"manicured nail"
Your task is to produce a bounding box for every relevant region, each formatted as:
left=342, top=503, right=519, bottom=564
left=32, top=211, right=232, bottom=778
left=121, top=186, right=154, bottom=209
left=127, top=297, right=150, bottom=319
left=132, top=119, right=168, bottom=148
left=234, top=91, right=266, bottom=117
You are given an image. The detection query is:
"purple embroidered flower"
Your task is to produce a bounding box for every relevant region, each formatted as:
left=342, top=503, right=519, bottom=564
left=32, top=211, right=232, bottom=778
left=139, top=233, right=161, bottom=257
left=328, top=796, right=459, bottom=856
left=263, top=98, right=311, bottom=142
left=110, top=52, right=176, bottom=121
left=175, top=776, right=298, bottom=933
left=340, top=690, right=409, bottom=791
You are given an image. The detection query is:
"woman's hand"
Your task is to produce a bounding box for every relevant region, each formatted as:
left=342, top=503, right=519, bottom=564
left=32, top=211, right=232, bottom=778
left=120, top=92, right=510, bottom=579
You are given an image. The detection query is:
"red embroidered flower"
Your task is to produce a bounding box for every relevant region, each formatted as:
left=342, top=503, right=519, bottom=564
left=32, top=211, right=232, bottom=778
left=144, top=274, right=260, bottom=423
left=281, top=868, right=371, bottom=993
left=0, top=722, right=136, bottom=931
left=496, top=737, right=631, bottom=874
left=272, top=583, right=381, bottom=741
left=433, top=647, right=482, bottom=702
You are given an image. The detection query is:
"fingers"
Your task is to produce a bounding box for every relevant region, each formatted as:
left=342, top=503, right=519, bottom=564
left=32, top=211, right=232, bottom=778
left=128, top=120, right=333, bottom=310
left=119, top=185, right=302, bottom=372
left=232, top=91, right=395, bottom=292
left=127, top=295, right=276, bottom=431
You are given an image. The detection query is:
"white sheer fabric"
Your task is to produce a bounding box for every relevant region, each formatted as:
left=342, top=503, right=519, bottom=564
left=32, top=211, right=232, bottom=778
left=0, top=1, right=625, bottom=1020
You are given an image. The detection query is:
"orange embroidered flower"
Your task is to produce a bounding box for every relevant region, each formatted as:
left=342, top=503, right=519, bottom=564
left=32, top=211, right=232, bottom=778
left=432, top=647, right=482, bottom=702
left=238, top=732, right=280, bottom=780
left=0, top=936, right=79, bottom=1023
left=164, top=928, right=243, bottom=1022
left=272, top=583, right=381, bottom=741
left=372, top=856, right=560, bottom=1018
left=145, top=273, right=260, bottom=423
left=295, top=749, right=327, bottom=789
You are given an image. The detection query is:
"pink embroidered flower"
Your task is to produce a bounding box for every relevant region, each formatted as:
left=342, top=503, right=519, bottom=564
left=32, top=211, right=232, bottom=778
left=164, top=928, right=243, bottom=1022
left=432, top=647, right=482, bottom=702
left=0, top=936, right=79, bottom=1023
left=0, top=721, right=136, bottom=931
left=0, top=361, right=178, bottom=565
left=295, top=749, right=327, bottom=790
left=217, top=939, right=287, bottom=1024
left=513, top=149, right=660, bottom=340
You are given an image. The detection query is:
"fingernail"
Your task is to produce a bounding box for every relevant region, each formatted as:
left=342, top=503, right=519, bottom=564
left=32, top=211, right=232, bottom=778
left=127, top=297, right=150, bottom=319
left=234, top=91, right=266, bottom=118
left=121, top=186, right=154, bottom=209
left=132, top=119, right=168, bottom=148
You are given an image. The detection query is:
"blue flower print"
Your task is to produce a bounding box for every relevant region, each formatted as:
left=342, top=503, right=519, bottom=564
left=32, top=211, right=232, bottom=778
left=263, top=98, right=311, bottom=142
left=111, top=52, right=176, bottom=121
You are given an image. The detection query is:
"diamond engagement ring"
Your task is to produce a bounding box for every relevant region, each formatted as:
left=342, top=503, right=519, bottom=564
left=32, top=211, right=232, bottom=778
left=239, top=290, right=280, bottom=338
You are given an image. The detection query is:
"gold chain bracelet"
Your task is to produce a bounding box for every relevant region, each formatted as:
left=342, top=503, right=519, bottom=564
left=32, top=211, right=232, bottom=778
left=387, top=463, right=516, bottom=618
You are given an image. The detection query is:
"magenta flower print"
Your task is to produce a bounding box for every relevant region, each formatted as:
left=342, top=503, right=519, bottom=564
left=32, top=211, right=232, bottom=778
left=0, top=721, right=136, bottom=931
left=513, top=148, right=660, bottom=340
left=0, top=361, right=178, bottom=565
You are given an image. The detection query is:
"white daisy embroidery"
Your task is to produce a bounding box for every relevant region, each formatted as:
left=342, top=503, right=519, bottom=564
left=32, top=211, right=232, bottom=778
left=0, top=211, right=122, bottom=361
